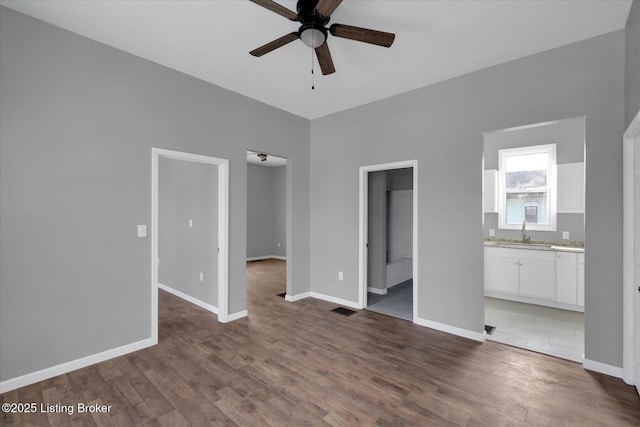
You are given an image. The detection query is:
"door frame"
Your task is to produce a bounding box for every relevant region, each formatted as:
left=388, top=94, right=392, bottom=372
left=151, top=148, right=230, bottom=343
left=358, top=160, right=418, bottom=319
left=623, top=110, right=640, bottom=387
left=246, top=150, right=291, bottom=296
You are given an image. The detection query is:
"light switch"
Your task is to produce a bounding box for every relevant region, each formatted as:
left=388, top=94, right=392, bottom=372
left=562, top=231, right=570, bottom=240
left=137, top=225, right=147, bottom=238
left=338, top=271, right=343, bottom=280
left=199, top=272, right=204, bottom=282
left=489, top=229, right=495, bottom=237
left=188, top=219, right=193, bottom=228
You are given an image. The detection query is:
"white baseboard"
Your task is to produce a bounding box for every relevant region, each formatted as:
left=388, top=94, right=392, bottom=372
left=247, top=255, right=287, bottom=262
left=583, top=359, right=624, bottom=379
left=158, top=283, right=218, bottom=314
left=310, top=292, right=362, bottom=310
left=0, top=338, right=154, bottom=394
left=227, top=310, right=248, bottom=322
left=285, top=292, right=311, bottom=302
left=367, top=287, right=387, bottom=295
left=414, top=317, right=485, bottom=342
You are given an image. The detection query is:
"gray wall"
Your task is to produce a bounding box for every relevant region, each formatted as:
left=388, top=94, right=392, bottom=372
left=0, top=7, right=310, bottom=382
left=159, top=158, right=218, bottom=306
left=246, top=163, right=286, bottom=259
left=627, top=0, right=640, bottom=127
left=367, top=171, right=387, bottom=290
left=247, top=163, right=275, bottom=258
left=483, top=116, right=585, bottom=242
left=310, top=30, right=625, bottom=367
left=272, top=165, right=287, bottom=258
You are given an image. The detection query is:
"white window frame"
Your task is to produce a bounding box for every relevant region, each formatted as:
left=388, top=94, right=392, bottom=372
left=498, top=143, right=557, bottom=231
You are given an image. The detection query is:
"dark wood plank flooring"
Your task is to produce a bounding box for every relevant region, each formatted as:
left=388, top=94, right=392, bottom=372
left=2, top=259, right=639, bottom=425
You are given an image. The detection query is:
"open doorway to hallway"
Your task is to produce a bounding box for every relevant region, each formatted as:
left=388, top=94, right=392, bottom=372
left=246, top=151, right=288, bottom=298
left=360, top=162, right=417, bottom=321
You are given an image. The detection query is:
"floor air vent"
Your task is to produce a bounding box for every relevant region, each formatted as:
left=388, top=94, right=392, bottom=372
left=331, top=307, right=357, bottom=316
left=484, top=325, right=496, bottom=335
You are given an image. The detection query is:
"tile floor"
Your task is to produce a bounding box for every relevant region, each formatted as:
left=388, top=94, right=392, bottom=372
left=485, top=297, right=584, bottom=363
left=366, top=280, right=413, bottom=321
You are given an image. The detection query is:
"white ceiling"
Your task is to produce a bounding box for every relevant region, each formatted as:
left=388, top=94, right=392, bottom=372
left=1, top=0, right=632, bottom=119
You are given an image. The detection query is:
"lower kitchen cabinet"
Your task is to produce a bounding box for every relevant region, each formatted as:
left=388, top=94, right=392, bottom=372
left=485, top=246, right=584, bottom=311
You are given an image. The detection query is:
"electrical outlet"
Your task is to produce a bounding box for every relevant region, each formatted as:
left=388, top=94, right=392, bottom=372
left=338, top=271, right=343, bottom=280
left=199, top=272, right=204, bottom=282
left=489, top=229, right=495, bottom=237
left=562, top=231, right=570, bottom=240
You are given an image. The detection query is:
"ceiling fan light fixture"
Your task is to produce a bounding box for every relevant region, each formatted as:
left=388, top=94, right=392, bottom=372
left=299, top=27, right=326, bottom=48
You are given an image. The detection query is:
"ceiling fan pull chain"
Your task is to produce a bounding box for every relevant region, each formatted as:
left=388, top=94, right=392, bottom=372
left=311, top=25, right=315, bottom=90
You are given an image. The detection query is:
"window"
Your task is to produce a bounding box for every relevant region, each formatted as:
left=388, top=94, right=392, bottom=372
left=498, top=144, right=556, bottom=231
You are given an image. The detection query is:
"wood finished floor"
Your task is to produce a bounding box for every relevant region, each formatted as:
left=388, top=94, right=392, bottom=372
left=2, top=259, right=639, bottom=426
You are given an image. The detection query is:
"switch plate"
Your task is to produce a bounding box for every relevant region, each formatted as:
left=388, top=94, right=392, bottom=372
left=489, top=229, right=495, bottom=237
left=562, top=231, right=570, bottom=240
left=199, top=272, right=204, bottom=282
left=338, top=271, right=343, bottom=280
left=277, top=243, right=281, bottom=248
left=137, top=225, right=147, bottom=238
left=189, top=219, right=193, bottom=228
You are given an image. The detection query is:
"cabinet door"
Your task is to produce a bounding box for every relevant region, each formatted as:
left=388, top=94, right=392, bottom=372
left=483, top=170, right=498, bottom=213
left=485, top=248, right=519, bottom=294
left=556, top=252, right=578, bottom=304
left=519, top=251, right=556, bottom=300
left=577, top=253, right=585, bottom=307
left=558, top=163, right=585, bottom=213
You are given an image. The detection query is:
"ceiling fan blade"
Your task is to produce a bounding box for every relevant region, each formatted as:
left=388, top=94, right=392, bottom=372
left=250, top=32, right=299, bottom=57
left=315, top=42, right=336, bottom=75
left=249, top=0, right=299, bottom=21
left=330, top=24, right=395, bottom=47
left=315, top=0, right=343, bottom=17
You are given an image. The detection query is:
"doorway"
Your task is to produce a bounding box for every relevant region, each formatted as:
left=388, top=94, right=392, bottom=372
left=623, top=111, right=640, bottom=393
left=482, top=117, right=586, bottom=363
left=246, top=151, right=288, bottom=298
left=151, top=148, right=229, bottom=343
left=359, top=160, right=418, bottom=321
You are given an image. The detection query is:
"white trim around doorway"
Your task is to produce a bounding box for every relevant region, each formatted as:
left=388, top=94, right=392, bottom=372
left=151, top=148, right=230, bottom=342
left=623, top=110, right=640, bottom=386
left=358, top=160, right=418, bottom=318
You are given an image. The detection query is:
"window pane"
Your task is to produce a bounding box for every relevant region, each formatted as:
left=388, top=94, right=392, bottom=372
left=505, top=192, right=548, bottom=225
left=505, top=152, right=548, bottom=190
left=505, top=152, right=548, bottom=172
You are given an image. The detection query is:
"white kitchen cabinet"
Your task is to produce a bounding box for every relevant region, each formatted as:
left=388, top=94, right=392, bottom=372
left=485, top=247, right=555, bottom=299
left=556, top=252, right=578, bottom=304
left=485, top=246, right=584, bottom=311
left=557, top=162, right=584, bottom=213
left=484, top=247, right=519, bottom=294
left=483, top=169, right=498, bottom=213
left=577, top=253, right=585, bottom=307
left=519, top=251, right=557, bottom=300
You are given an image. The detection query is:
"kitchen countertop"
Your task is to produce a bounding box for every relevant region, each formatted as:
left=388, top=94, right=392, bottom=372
left=484, top=238, right=584, bottom=253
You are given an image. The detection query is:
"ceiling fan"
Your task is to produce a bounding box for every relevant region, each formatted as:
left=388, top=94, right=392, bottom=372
left=249, top=0, right=395, bottom=75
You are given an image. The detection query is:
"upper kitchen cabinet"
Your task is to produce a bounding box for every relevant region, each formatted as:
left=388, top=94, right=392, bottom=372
left=557, top=162, right=584, bottom=213
left=483, top=169, right=498, bottom=213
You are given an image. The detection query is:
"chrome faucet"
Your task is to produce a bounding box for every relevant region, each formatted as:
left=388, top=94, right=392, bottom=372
left=521, top=220, right=530, bottom=243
